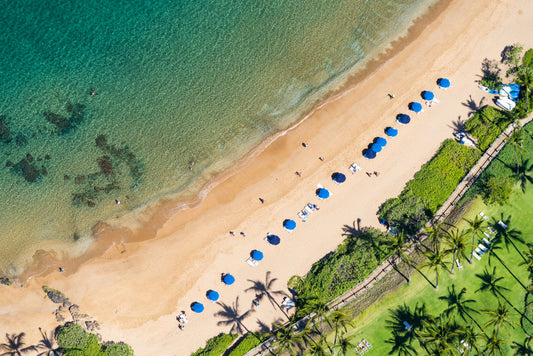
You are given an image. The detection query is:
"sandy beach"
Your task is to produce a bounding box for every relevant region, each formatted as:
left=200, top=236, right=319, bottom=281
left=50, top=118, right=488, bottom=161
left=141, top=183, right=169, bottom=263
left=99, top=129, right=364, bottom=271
left=2, top=0, right=533, bottom=354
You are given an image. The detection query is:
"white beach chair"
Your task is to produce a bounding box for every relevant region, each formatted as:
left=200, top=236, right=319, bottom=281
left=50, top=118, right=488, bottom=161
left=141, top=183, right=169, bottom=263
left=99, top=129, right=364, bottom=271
left=349, top=163, right=361, bottom=174
left=246, top=258, right=258, bottom=267
left=498, top=221, right=508, bottom=230
left=482, top=237, right=492, bottom=247
left=316, top=183, right=323, bottom=189
left=472, top=251, right=481, bottom=261
left=297, top=211, right=307, bottom=221
left=478, top=244, right=488, bottom=252
left=483, top=231, right=492, bottom=239
left=475, top=247, right=484, bottom=256
left=456, top=259, right=463, bottom=270
left=488, top=227, right=497, bottom=234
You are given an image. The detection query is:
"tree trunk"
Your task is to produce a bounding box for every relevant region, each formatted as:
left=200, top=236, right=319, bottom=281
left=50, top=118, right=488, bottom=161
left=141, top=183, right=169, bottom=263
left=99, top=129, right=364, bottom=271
left=470, top=234, right=475, bottom=264
left=514, top=146, right=520, bottom=175
left=435, top=271, right=439, bottom=290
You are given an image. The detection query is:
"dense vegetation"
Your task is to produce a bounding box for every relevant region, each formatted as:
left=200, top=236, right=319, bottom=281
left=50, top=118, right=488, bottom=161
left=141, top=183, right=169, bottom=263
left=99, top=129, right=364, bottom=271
left=464, top=105, right=514, bottom=151
left=226, top=333, right=266, bottom=356
left=190, top=333, right=238, bottom=356
left=289, top=228, right=388, bottom=301
left=57, top=323, right=134, bottom=356
left=378, top=140, right=481, bottom=234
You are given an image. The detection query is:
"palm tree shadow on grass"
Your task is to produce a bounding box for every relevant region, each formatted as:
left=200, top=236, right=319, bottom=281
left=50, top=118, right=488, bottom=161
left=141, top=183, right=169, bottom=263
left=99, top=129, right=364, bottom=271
left=214, top=297, right=255, bottom=335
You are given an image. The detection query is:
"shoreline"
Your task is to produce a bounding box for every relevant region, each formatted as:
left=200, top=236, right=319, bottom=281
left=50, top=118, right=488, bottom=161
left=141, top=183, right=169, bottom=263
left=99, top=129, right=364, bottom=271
left=2, top=0, right=533, bottom=355
left=13, top=0, right=446, bottom=283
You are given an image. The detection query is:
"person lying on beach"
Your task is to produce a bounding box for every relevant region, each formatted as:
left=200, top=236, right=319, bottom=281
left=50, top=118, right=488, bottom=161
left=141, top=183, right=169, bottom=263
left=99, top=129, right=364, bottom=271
left=177, top=314, right=188, bottom=323
left=178, top=324, right=184, bottom=330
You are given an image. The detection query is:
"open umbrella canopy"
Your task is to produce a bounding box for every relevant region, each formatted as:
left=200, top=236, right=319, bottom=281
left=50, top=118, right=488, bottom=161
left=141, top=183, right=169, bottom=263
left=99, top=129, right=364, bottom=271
left=437, top=78, right=450, bottom=88
left=385, top=127, right=398, bottom=137
left=266, top=234, right=280, bottom=245
left=410, top=102, right=422, bottom=113
left=316, top=187, right=330, bottom=199
left=251, top=250, right=264, bottom=261
left=422, top=91, right=434, bottom=100
left=191, top=302, right=204, bottom=313
left=397, top=114, right=411, bottom=125
left=331, top=172, right=346, bottom=184
left=206, top=290, right=219, bottom=301
left=222, top=274, right=235, bottom=285
left=375, top=137, right=387, bottom=147
left=370, top=143, right=382, bottom=153
left=364, top=149, right=376, bottom=159
left=283, top=219, right=296, bottom=231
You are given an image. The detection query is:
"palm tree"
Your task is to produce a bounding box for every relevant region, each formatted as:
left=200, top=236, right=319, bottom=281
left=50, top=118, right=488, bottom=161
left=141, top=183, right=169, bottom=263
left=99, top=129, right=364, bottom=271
left=417, top=315, right=459, bottom=352
left=485, top=236, right=529, bottom=291
left=383, top=231, right=413, bottom=283
left=442, top=228, right=471, bottom=273
left=300, top=297, right=332, bottom=334
left=438, top=285, right=482, bottom=331
left=423, top=221, right=445, bottom=253
left=512, top=158, right=533, bottom=193
left=465, top=216, right=486, bottom=264
left=307, top=335, right=331, bottom=356
left=494, top=219, right=526, bottom=262
left=35, top=328, right=60, bottom=356
left=0, top=333, right=37, bottom=356
left=215, top=297, right=255, bottom=335
left=385, top=332, right=416, bottom=356
left=482, top=330, right=505, bottom=356
left=476, top=267, right=531, bottom=324
left=456, top=324, right=481, bottom=356
left=483, top=300, right=516, bottom=338
left=246, top=271, right=288, bottom=319
left=329, top=310, right=354, bottom=346
left=508, top=125, right=526, bottom=175
left=511, top=337, right=533, bottom=355
left=516, top=65, right=533, bottom=113
left=266, top=322, right=303, bottom=356
left=418, top=244, right=449, bottom=289
left=334, top=333, right=357, bottom=356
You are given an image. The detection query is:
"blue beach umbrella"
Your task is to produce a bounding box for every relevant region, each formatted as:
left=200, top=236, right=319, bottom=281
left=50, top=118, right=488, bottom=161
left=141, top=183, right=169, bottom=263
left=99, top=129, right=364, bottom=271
left=375, top=137, right=387, bottom=147
left=206, top=290, right=219, bottom=302
left=385, top=127, right=398, bottom=137
left=222, top=274, right=235, bottom=285
left=316, top=188, right=330, bottom=200
left=437, top=78, right=451, bottom=88
left=397, top=114, right=411, bottom=125
left=422, top=91, right=434, bottom=101
left=251, top=250, right=264, bottom=261
left=266, top=234, right=280, bottom=245
left=410, top=102, right=422, bottom=113
left=191, top=302, right=204, bottom=313
left=283, top=219, right=296, bottom=231
left=364, top=149, right=376, bottom=159
left=331, top=172, right=346, bottom=184
left=371, top=143, right=382, bottom=153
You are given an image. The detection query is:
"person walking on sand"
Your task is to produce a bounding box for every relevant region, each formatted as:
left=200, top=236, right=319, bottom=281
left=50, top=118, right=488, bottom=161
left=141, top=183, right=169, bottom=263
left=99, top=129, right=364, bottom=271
left=229, top=231, right=235, bottom=236
left=388, top=93, right=395, bottom=99
left=258, top=197, right=264, bottom=204
left=295, top=171, right=302, bottom=177
left=374, top=171, right=380, bottom=176
left=240, top=232, right=246, bottom=237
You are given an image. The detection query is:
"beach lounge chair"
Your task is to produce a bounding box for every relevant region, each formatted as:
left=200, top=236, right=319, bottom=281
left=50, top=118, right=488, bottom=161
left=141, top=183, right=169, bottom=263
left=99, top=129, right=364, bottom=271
left=478, top=244, right=488, bottom=252
left=349, top=163, right=362, bottom=174
left=483, top=237, right=491, bottom=247
left=403, top=321, right=413, bottom=330
left=475, top=247, right=484, bottom=256
left=498, top=221, right=508, bottom=230
left=488, top=226, right=497, bottom=234
left=282, top=297, right=296, bottom=310
left=483, top=231, right=492, bottom=239
left=479, top=212, right=489, bottom=221
left=472, top=251, right=481, bottom=261
left=246, top=258, right=258, bottom=267
left=456, top=259, right=463, bottom=270
left=297, top=211, right=307, bottom=221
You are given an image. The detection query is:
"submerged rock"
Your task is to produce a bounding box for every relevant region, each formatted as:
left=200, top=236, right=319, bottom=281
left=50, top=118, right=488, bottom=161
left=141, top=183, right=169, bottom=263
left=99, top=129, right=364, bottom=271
left=10, top=157, right=47, bottom=183
left=0, top=115, right=10, bottom=142
left=44, top=101, right=87, bottom=135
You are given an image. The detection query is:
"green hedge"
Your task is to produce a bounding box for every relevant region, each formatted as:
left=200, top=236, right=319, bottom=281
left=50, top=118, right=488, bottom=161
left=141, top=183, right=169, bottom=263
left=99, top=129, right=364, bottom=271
left=464, top=105, right=512, bottom=152
left=57, top=324, right=134, bottom=356
left=378, top=140, right=481, bottom=234
left=190, top=333, right=238, bottom=356
left=227, top=333, right=265, bottom=356
left=289, top=228, right=386, bottom=301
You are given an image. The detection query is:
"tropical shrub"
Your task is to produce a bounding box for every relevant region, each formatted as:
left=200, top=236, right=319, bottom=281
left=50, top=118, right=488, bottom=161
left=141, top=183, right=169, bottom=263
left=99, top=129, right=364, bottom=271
left=522, top=48, right=533, bottom=68
left=56, top=323, right=134, bottom=356
left=190, top=333, right=238, bottom=356
left=464, top=105, right=512, bottom=151
left=378, top=140, right=481, bottom=234
left=480, top=74, right=503, bottom=90
left=226, top=333, right=266, bottom=356
left=289, top=228, right=386, bottom=300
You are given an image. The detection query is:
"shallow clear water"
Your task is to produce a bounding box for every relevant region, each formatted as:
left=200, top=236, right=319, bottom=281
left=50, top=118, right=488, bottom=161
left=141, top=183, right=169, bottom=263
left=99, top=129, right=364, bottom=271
left=0, top=0, right=433, bottom=274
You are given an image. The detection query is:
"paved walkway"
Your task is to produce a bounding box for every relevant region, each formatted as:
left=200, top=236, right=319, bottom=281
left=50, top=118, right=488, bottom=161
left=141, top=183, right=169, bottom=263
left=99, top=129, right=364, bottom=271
left=245, top=113, right=533, bottom=356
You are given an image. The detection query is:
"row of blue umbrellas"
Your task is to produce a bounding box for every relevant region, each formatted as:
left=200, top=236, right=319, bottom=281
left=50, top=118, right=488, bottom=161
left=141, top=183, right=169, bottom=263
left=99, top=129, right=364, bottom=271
left=364, top=136, right=388, bottom=160
left=191, top=248, right=266, bottom=313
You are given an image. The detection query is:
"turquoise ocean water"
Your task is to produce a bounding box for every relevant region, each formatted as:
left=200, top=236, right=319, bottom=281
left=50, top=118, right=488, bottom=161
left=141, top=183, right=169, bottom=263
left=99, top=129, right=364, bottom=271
left=0, top=0, right=434, bottom=275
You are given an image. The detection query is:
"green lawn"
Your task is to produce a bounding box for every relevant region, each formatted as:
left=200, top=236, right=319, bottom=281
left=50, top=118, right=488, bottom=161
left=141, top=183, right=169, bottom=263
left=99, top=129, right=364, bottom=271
left=332, top=185, right=533, bottom=355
